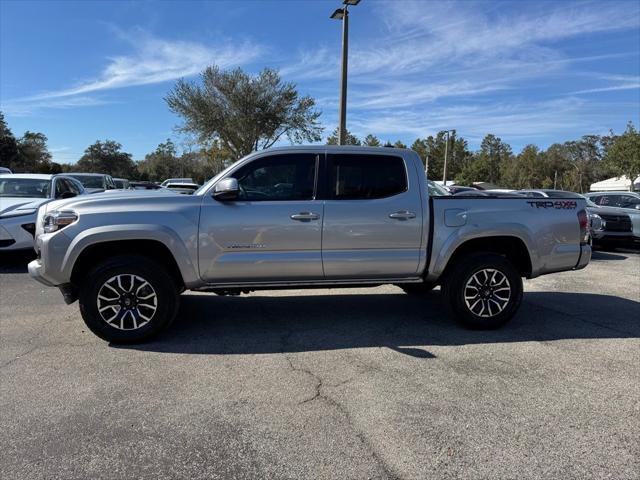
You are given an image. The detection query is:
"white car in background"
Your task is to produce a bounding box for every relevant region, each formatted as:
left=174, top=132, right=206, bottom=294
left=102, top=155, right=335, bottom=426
left=0, top=174, right=86, bottom=251
left=585, top=191, right=640, bottom=243
left=160, top=177, right=194, bottom=187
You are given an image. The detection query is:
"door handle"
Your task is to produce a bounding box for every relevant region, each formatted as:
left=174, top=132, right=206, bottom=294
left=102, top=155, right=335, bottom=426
left=290, top=212, right=319, bottom=221
left=389, top=210, right=416, bottom=220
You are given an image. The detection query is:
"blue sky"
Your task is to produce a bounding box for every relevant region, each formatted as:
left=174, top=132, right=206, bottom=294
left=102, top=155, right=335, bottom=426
left=1, top=0, right=639, bottom=164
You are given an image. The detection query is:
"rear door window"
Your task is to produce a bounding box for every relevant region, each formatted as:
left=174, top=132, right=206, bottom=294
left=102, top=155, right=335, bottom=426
left=327, top=154, right=407, bottom=200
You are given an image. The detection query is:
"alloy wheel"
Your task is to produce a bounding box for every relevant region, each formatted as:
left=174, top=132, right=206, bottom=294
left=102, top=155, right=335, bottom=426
left=96, top=274, right=158, bottom=330
left=464, top=268, right=511, bottom=318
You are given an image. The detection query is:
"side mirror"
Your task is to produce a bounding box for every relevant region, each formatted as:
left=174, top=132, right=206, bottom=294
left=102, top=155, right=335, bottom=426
left=213, top=178, right=239, bottom=201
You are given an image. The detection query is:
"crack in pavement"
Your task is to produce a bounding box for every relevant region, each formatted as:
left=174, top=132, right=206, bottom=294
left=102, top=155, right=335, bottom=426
left=254, top=299, right=400, bottom=479
left=0, top=341, right=94, bottom=370
left=282, top=352, right=399, bottom=480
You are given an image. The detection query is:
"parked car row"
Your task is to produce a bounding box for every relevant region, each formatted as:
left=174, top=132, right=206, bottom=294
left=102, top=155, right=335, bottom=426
left=0, top=173, right=87, bottom=251
left=0, top=170, right=203, bottom=253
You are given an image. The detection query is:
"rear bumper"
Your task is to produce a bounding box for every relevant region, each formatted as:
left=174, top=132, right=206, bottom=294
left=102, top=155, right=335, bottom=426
left=575, top=244, right=591, bottom=270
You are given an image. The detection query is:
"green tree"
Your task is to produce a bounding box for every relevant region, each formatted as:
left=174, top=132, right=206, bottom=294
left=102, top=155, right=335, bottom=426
left=604, top=122, right=640, bottom=190
left=326, top=127, right=361, bottom=145
left=412, top=131, right=471, bottom=181
left=137, top=140, right=181, bottom=181
left=198, top=140, right=234, bottom=180
left=76, top=140, right=136, bottom=178
left=501, top=145, right=549, bottom=189
left=362, top=134, right=381, bottom=147
left=166, top=66, right=322, bottom=159
left=561, top=135, right=604, bottom=192
left=0, top=112, right=19, bottom=169
left=16, top=131, right=52, bottom=173
left=456, top=134, right=512, bottom=186
left=393, top=140, right=407, bottom=149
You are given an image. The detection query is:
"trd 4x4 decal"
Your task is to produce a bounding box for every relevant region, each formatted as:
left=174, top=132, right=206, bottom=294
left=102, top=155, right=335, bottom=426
left=526, top=200, right=577, bottom=209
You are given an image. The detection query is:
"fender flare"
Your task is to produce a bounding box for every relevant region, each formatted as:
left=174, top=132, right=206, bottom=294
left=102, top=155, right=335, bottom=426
left=61, top=224, right=201, bottom=287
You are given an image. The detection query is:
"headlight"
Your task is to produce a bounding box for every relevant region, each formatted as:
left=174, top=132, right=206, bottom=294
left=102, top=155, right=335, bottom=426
left=0, top=208, right=37, bottom=219
left=590, top=213, right=604, bottom=232
left=43, top=210, right=78, bottom=233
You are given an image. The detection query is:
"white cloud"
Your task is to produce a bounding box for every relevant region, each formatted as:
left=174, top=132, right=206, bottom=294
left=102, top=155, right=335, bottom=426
left=345, top=96, right=626, bottom=147
left=283, top=0, right=640, bottom=144
left=1, top=30, right=263, bottom=114
left=2, top=96, right=111, bottom=117
left=570, top=75, right=640, bottom=94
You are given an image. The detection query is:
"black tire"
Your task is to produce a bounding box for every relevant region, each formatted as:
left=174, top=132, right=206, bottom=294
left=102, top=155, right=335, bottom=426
left=442, top=253, right=523, bottom=329
left=398, top=282, right=436, bottom=295
left=78, top=255, right=179, bottom=343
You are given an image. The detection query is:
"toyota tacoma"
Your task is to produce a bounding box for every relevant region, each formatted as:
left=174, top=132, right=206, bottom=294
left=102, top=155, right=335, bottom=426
left=28, top=146, right=592, bottom=343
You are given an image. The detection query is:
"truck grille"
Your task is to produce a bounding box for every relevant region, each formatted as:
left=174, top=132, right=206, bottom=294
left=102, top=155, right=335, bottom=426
left=600, top=214, right=632, bottom=232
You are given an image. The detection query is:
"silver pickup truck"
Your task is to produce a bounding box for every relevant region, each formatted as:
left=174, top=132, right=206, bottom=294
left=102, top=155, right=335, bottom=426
left=28, top=146, right=591, bottom=343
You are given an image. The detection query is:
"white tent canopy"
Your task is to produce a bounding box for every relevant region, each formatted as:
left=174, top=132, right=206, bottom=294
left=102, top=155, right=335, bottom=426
left=590, top=175, right=640, bottom=192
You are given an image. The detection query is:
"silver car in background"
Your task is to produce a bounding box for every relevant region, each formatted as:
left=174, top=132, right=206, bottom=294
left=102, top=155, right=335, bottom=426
left=67, top=173, right=117, bottom=194
left=585, top=191, right=640, bottom=244
left=0, top=174, right=86, bottom=251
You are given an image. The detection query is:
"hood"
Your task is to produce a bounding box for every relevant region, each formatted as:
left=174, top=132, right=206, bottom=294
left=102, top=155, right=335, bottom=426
left=0, top=196, right=50, bottom=216
left=42, top=189, right=184, bottom=214
left=586, top=205, right=633, bottom=216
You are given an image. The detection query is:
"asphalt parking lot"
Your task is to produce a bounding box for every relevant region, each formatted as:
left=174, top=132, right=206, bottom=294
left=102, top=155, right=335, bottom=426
left=1, top=249, right=639, bottom=480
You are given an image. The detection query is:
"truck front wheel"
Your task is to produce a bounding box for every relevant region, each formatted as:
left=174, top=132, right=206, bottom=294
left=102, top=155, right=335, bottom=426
left=78, top=255, right=179, bottom=343
left=442, top=253, right=523, bottom=329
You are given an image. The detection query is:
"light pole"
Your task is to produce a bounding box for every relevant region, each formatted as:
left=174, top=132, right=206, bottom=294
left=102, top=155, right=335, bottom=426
left=330, top=0, right=360, bottom=145
left=441, top=130, right=454, bottom=184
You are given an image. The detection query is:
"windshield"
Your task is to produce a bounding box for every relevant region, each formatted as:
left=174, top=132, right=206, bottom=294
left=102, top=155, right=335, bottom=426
left=70, top=175, right=105, bottom=189
left=427, top=180, right=451, bottom=196
left=0, top=178, right=50, bottom=198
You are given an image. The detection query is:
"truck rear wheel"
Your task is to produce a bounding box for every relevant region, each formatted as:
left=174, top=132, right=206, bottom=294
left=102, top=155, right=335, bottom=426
left=78, top=255, right=179, bottom=343
left=442, top=253, right=522, bottom=329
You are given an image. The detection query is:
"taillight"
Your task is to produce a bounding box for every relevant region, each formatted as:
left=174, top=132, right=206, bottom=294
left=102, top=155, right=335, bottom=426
left=577, top=209, right=589, bottom=245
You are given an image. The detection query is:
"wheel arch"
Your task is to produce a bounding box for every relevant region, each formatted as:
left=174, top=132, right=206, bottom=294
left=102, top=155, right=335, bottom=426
left=70, top=239, right=186, bottom=290
left=441, top=236, right=533, bottom=280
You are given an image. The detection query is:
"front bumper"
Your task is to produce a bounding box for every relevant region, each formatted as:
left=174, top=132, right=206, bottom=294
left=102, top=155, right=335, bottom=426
left=27, top=228, right=74, bottom=287
left=0, top=215, right=37, bottom=251
left=28, top=258, right=56, bottom=286
left=591, top=230, right=633, bottom=241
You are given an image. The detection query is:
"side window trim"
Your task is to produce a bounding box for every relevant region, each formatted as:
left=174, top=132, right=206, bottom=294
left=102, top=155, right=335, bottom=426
left=230, top=152, right=320, bottom=202
left=326, top=153, right=409, bottom=201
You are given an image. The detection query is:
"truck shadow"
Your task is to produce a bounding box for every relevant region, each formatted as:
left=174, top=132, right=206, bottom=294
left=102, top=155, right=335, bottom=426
left=119, top=291, right=640, bottom=357
left=0, top=251, right=35, bottom=274
left=590, top=250, right=629, bottom=261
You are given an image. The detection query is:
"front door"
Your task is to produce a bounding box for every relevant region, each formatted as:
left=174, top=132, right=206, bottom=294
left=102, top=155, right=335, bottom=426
left=199, top=152, right=324, bottom=283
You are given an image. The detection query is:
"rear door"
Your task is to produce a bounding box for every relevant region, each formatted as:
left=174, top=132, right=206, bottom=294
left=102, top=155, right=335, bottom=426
left=198, top=152, right=324, bottom=283
left=321, top=153, right=423, bottom=279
